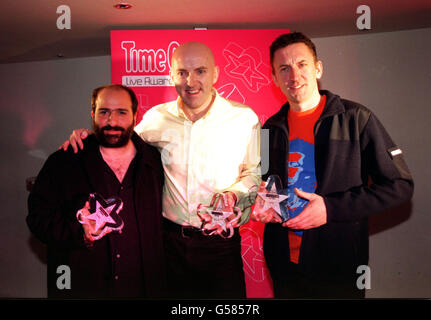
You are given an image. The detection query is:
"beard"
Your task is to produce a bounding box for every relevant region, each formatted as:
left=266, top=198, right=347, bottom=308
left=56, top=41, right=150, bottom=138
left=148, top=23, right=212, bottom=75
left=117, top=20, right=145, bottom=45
left=93, top=120, right=134, bottom=148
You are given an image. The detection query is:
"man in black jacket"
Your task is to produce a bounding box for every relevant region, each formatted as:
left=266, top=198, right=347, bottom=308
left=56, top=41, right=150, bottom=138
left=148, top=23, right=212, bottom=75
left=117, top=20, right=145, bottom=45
left=252, top=32, right=414, bottom=298
left=27, top=84, right=166, bottom=298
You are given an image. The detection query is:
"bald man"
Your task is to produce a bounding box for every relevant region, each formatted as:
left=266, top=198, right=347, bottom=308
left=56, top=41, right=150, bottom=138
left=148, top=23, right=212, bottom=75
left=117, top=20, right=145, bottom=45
left=63, top=42, right=261, bottom=298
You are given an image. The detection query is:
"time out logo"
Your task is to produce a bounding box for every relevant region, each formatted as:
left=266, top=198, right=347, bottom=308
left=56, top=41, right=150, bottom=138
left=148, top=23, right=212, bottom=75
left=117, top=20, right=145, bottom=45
left=120, top=40, right=180, bottom=87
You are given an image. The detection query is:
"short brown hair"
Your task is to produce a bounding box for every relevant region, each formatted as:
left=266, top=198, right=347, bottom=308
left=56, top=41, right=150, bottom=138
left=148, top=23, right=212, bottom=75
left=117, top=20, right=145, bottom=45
left=270, top=32, right=318, bottom=69
left=91, top=84, right=138, bottom=114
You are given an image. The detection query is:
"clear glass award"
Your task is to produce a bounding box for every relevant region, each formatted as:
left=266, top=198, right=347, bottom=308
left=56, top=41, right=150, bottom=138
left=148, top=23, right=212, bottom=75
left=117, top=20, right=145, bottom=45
left=197, top=193, right=242, bottom=238
left=256, top=175, right=290, bottom=222
left=77, top=193, right=124, bottom=240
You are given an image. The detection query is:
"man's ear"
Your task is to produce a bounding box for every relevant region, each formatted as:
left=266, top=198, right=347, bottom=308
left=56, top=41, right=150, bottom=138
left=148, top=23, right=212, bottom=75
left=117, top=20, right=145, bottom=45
left=271, top=72, right=280, bottom=88
left=316, top=60, right=323, bottom=80
left=133, top=112, right=138, bottom=125
left=213, top=65, right=220, bottom=85
left=169, top=68, right=174, bottom=83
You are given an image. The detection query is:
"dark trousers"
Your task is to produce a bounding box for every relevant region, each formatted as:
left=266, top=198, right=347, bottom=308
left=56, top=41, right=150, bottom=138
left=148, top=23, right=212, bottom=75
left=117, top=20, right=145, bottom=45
left=163, top=218, right=246, bottom=299
left=273, top=263, right=365, bottom=299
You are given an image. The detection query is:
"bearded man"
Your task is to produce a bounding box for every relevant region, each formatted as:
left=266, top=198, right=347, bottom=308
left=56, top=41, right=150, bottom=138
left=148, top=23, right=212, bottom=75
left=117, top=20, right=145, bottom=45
left=27, top=84, right=166, bottom=298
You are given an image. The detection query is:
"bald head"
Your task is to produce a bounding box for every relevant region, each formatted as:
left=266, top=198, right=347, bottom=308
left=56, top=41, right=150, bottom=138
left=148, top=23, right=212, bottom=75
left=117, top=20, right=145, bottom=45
left=169, top=41, right=219, bottom=120
left=171, top=41, right=216, bottom=69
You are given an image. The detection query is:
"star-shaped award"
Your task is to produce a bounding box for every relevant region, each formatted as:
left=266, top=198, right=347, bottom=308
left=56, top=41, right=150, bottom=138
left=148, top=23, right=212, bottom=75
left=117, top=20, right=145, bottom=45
left=197, top=193, right=242, bottom=238
left=205, top=200, right=233, bottom=233
left=257, top=175, right=289, bottom=221
left=78, top=193, right=124, bottom=239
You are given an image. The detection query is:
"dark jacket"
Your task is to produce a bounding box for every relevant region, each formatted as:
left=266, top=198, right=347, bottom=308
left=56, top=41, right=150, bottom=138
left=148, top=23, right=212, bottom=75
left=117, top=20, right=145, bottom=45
left=263, top=90, right=414, bottom=281
left=27, top=133, right=166, bottom=298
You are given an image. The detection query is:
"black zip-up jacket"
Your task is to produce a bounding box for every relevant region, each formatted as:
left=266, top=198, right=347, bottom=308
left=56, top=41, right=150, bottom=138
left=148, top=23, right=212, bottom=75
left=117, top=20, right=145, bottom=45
left=262, top=90, right=414, bottom=281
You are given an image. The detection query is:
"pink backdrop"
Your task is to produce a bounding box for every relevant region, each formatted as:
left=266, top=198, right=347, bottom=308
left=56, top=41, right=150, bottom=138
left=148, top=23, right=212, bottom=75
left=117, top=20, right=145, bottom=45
left=110, top=29, right=289, bottom=298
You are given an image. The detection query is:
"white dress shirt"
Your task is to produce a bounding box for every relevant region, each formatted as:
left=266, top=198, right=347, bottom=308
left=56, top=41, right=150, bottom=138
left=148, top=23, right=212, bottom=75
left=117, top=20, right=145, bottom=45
left=134, top=90, right=261, bottom=227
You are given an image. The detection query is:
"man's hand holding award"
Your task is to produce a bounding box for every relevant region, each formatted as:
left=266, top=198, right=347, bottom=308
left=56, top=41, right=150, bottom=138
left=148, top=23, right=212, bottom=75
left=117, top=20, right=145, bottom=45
left=76, top=193, right=124, bottom=244
left=197, top=192, right=242, bottom=238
